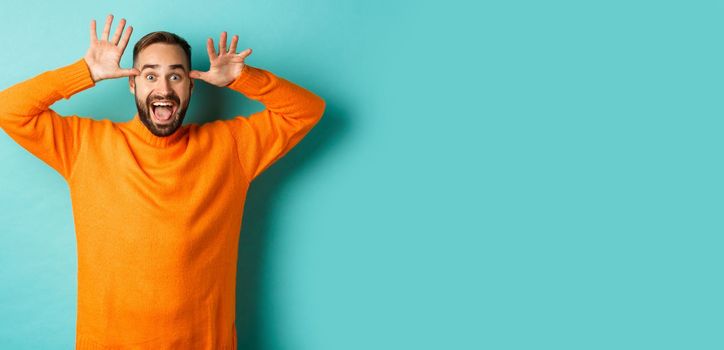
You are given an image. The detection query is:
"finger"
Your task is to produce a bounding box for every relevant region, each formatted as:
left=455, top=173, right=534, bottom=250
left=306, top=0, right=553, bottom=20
left=229, top=35, right=238, bottom=54
left=238, top=48, right=252, bottom=59
left=219, top=31, right=227, bottom=54
left=206, top=38, right=218, bottom=60
left=118, top=26, right=133, bottom=52
left=107, top=68, right=140, bottom=79
left=110, top=18, right=126, bottom=45
left=90, top=19, right=98, bottom=43
left=102, top=14, right=113, bottom=42
left=119, top=68, right=141, bottom=77
left=189, top=70, right=205, bottom=80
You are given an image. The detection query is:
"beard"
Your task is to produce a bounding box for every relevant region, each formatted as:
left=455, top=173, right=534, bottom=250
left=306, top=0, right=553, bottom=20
left=134, top=88, right=191, bottom=137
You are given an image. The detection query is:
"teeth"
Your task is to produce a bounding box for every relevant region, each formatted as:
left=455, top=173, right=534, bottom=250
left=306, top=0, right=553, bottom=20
left=152, top=102, right=173, bottom=107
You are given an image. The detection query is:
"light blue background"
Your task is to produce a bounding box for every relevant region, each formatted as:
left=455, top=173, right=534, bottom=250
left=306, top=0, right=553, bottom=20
left=1, top=0, right=722, bottom=349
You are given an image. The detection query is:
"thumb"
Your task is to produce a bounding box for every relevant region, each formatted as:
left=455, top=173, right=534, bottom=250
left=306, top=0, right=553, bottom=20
left=121, top=68, right=141, bottom=77
left=189, top=70, right=205, bottom=80
left=107, top=68, right=140, bottom=79
left=239, top=48, right=252, bottom=59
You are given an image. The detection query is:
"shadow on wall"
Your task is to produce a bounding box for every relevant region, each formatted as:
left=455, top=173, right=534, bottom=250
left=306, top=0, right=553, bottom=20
left=218, top=101, right=341, bottom=349
left=236, top=101, right=344, bottom=350
left=184, top=61, right=345, bottom=348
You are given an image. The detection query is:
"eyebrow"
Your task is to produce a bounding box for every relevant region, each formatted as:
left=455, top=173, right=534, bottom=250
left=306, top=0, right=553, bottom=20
left=140, top=64, right=187, bottom=72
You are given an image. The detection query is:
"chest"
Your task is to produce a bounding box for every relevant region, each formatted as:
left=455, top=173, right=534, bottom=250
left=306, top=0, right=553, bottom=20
left=69, top=138, right=248, bottom=216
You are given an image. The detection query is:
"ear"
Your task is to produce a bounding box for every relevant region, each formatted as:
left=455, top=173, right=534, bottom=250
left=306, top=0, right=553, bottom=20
left=129, top=75, right=135, bottom=95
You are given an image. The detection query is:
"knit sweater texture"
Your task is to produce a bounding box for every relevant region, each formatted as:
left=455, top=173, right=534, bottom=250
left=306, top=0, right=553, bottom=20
left=0, top=58, right=325, bottom=349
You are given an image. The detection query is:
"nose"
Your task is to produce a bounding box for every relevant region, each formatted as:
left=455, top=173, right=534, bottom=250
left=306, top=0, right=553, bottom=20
left=158, top=77, right=172, bottom=93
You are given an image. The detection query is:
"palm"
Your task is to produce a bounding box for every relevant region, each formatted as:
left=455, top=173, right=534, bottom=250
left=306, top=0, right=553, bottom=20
left=86, top=42, right=123, bottom=74
left=190, top=32, right=252, bottom=87
left=83, top=14, right=139, bottom=82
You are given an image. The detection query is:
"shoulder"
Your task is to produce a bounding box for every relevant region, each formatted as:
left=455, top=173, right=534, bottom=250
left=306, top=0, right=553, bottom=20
left=196, top=118, right=243, bottom=138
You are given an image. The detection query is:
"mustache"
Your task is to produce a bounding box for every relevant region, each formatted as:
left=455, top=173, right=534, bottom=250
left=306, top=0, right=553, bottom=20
left=146, top=94, right=180, bottom=105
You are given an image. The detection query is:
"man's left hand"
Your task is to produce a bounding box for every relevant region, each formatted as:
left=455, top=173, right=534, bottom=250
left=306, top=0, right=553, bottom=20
left=190, top=32, right=252, bottom=87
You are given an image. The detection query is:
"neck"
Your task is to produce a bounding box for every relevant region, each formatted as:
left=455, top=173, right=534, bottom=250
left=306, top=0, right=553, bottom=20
left=127, top=113, right=188, bottom=148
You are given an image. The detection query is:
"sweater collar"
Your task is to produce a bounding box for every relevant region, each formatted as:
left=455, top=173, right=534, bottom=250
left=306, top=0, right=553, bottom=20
left=126, top=113, right=189, bottom=148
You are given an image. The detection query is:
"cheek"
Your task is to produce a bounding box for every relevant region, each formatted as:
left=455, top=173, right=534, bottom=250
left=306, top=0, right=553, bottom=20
left=177, top=88, right=191, bottom=102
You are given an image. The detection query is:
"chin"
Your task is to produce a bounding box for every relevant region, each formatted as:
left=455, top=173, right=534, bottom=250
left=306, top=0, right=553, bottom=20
left=137, top=106, right=187, bottom=138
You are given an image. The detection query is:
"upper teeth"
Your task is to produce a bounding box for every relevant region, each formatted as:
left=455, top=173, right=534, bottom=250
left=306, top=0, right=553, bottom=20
left=153, top=102, right=173, bottom=107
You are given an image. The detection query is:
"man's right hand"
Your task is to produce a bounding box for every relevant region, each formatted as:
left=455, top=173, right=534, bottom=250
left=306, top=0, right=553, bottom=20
left=83, top=14, right=139, bottom=83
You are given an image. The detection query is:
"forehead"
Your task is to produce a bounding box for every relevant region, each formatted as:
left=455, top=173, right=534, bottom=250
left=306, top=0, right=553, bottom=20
left=136, top=43, right=188, bottom=69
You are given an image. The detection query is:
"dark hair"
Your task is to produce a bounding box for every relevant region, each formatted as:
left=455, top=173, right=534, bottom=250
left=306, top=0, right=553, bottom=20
left=132, top=31, right=191, bottom=69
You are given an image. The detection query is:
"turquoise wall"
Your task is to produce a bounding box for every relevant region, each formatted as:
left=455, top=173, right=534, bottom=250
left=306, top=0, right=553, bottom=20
left=1, top=0, right=723, bottom=349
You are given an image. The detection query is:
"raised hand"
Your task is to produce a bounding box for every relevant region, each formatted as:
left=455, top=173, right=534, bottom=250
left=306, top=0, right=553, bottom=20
left=190, top=32, right=252, bottom=87
left=83, top=14, right=140, bottom=83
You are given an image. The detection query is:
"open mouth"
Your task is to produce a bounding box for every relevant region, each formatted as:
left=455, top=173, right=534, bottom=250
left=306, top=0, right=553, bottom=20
left=150, top=101, right=178, bottom=125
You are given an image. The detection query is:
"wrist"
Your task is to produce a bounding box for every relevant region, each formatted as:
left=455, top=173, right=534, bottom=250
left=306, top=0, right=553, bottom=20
left=51, top=58, right=96, bottom=98
left=225, top=64, right=249, bottom=87
left=82, top=57, right=102, bottom=83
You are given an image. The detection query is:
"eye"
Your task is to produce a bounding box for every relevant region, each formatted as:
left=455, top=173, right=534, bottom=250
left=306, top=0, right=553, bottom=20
left=171, top=74, right=181, bottom=81
left=145, top=74, right=156, bottom=81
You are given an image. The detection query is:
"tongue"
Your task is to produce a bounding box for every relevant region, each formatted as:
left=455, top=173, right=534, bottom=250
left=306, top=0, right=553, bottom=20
left=155, top=106, right=173, bottom=120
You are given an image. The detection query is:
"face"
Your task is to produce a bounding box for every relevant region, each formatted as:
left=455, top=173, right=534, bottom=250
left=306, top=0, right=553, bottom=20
left=129, top=43, right=194, bottom=137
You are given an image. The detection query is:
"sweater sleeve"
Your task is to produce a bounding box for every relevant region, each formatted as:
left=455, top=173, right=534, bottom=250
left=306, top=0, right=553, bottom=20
left=0, top=58, right=96, bottom=180
left=224, top=64, right=326, bottom=182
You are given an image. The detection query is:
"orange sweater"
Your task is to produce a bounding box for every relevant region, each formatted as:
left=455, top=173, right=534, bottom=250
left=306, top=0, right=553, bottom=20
left=0, top=58, right=325, bottom=349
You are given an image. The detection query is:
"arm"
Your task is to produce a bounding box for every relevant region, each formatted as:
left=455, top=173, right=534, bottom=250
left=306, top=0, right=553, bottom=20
left=191, top=32, right=326, bottom=181
left=0, top=14, right=139, bottom=180
left=0, top=60, right=95, bottom=179
left=225, top=64, right=325, bottom=181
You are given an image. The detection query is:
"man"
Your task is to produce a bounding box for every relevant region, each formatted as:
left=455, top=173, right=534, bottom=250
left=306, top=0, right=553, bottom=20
left=0, top=14, right=325, bottom=349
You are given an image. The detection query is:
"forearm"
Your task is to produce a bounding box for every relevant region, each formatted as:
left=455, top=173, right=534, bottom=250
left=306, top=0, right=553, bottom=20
left=226, top=64, right=326, bottom=125
left=0, top=58, right=95, bottom=128
left=224, top=64, right=326, bottom=181
left=0, top=58, right=95, bottom=179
